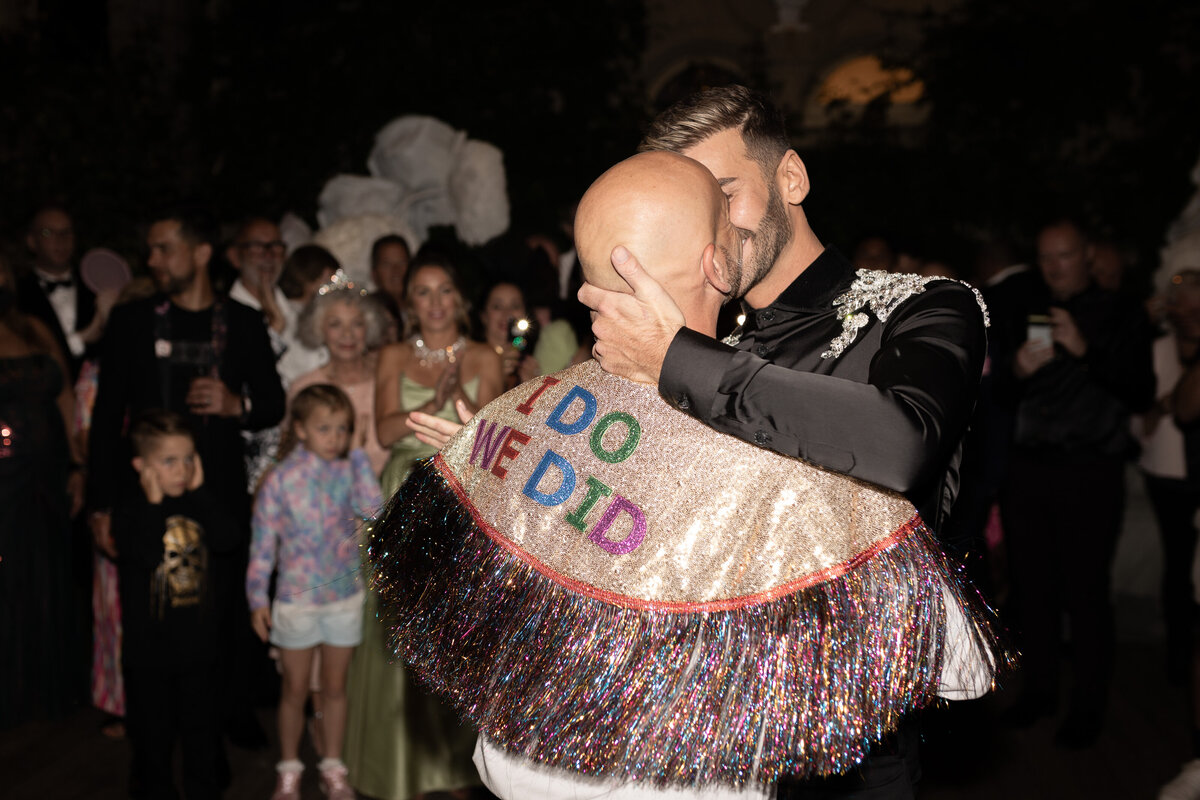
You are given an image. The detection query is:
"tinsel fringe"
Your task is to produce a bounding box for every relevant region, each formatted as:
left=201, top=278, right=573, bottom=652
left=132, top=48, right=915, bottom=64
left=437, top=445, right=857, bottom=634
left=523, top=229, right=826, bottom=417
left=368, top=457, right=1009, bottom=789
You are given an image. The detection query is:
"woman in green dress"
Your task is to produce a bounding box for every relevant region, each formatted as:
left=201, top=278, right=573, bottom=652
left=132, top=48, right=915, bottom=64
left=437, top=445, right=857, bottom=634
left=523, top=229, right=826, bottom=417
left=345, top=255, right=502, bottom=799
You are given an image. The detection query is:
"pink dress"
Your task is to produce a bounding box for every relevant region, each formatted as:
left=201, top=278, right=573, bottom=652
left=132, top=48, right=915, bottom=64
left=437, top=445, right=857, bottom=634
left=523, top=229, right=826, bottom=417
left=289, top=366, right=388, bottom=477
left=76, top=359, right=125, bottom=717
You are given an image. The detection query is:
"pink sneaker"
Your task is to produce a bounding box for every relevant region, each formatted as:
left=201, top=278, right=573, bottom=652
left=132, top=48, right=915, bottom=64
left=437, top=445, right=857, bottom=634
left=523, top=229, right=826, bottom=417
left=271, top=761, right=303, bottom=800
left=318, top=760, right=354, bottom=800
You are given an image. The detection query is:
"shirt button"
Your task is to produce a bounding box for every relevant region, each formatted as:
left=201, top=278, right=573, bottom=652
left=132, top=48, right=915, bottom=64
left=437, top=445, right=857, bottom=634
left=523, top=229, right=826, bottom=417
left=754, top=343, right=770, bottom=357
left=676, top=394, right=691, bottom=411
left=758, top=310, right=776, bottom=324
left=754, top=430, right=771, bottom=446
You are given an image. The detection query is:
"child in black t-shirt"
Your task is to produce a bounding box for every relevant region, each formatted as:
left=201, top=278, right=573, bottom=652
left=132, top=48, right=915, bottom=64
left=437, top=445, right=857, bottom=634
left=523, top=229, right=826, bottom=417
left=114, top=409, right=235, bottom=800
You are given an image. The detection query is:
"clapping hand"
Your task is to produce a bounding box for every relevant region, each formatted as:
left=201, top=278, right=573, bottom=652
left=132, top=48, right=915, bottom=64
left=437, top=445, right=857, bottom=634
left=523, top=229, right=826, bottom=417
left=410, top=399, right=474, bottom=450
left=432, top=361, right=460, bottom=409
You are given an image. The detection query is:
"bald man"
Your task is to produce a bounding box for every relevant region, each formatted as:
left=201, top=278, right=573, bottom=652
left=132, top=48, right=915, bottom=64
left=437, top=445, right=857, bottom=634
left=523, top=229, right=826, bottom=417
left=370, top=152, right=999, bottom=800
left=574, top=152, right=743, bottom=340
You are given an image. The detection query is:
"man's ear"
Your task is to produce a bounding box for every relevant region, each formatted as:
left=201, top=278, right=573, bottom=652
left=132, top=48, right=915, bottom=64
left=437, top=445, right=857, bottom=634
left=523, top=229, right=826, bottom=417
left=700, top=242, right=732, bottom=296
left=25, top=231, right=37, bottom=254
left=132, top=456, right=144, bottom=473
left=194, top=242, right=213, bottom=271
left=225, top=243, right=241, bottom=270
left=778, top=149, right=810, bottom=206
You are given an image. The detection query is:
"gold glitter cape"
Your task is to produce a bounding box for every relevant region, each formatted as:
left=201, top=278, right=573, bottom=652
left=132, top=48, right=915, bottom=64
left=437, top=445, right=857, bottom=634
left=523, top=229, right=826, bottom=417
left=368, top=360, right=1007, bottom=788
left=440, top=360, right=926, bottom=609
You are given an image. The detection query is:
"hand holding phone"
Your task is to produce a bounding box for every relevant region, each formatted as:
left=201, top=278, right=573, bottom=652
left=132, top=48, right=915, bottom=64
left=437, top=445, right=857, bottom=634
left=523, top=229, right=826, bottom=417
left=1026, top=314, right=1052, bottom=347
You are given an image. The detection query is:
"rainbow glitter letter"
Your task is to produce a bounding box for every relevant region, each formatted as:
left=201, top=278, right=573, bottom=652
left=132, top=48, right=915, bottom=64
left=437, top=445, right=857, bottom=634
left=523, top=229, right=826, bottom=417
left=588, top=494, right=647, bottom=554
left=522, top=449, right=577, bottom=506
left=545, top=385, right=597, bottom=436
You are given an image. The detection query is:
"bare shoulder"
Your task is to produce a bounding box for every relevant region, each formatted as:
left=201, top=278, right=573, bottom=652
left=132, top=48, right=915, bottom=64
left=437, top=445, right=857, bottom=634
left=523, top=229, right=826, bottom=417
left=378, top=340, right=414, bottom=368
left=461, top=341, right=502, bottom=369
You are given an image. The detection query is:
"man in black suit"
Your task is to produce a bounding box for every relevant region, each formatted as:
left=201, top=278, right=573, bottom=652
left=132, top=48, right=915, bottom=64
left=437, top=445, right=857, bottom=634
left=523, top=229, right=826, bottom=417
left=87, top=206, right=285, bottom=755
left=16, top=205, right=112, bottom=379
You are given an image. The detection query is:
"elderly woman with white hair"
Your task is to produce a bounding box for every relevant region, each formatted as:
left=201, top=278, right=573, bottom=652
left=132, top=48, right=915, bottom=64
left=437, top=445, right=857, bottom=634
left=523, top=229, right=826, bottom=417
left=288, top=274, right=391, bottom=476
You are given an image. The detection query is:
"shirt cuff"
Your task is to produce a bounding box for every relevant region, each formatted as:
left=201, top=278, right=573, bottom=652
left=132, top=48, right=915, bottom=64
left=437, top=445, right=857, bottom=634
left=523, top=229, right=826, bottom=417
left=658, top=327, right=737, bottom=417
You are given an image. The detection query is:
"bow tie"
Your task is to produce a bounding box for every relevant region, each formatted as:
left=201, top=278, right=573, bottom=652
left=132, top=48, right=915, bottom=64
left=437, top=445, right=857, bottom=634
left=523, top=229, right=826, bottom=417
left=41, top=277, right=73, bottom=293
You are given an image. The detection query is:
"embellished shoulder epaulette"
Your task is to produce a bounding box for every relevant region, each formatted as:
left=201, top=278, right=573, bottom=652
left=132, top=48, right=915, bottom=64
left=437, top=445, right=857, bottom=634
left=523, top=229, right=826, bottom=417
left=823, top=269, right=990, bottom=359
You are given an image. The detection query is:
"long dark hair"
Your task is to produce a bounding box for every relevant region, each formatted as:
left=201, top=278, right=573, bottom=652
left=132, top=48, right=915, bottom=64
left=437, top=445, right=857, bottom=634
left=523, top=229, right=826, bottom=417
left=401, top=255, right=471, bottom=340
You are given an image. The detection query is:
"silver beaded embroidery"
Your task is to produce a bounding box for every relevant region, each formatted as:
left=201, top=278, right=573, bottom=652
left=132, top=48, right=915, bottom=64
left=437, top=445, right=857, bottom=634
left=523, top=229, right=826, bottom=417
left=821, top=269, right=990, bottom=359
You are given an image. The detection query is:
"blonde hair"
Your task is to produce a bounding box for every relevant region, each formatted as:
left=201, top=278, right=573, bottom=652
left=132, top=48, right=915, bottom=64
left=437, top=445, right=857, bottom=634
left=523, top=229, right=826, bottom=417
left=275, top=383, right=355, bottom=463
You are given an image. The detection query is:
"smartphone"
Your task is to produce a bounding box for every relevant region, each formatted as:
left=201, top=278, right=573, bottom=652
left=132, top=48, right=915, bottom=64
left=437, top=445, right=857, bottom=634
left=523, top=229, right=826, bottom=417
left=1026, top=314, right=1052, bottom=347
left=508, top=317, right=539, bottom=354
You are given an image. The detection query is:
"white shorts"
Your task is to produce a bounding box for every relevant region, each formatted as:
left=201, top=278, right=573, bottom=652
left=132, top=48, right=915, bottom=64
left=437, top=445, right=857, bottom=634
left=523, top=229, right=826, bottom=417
left=269, top=592, right=364, bottom=650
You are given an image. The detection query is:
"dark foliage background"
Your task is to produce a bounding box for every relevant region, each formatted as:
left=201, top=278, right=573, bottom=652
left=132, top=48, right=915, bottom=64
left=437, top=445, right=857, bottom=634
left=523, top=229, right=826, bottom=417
left=3, top=0, right=1199, bottom=291
left=801, top=0, right=1200, bottom=287
left=1, top=0, right=647, bottom=264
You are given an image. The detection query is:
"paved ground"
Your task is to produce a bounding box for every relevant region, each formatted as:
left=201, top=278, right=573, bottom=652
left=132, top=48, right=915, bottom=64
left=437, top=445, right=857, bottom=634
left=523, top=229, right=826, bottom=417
left=7, top=619, right=1190, bottom=800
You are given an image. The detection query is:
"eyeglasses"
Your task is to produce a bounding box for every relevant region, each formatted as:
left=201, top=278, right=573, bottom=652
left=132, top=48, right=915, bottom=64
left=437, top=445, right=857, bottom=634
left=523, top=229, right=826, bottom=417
left=236, top=240, right=286, bottom=256
left=37, top=227, right=74, bottom=241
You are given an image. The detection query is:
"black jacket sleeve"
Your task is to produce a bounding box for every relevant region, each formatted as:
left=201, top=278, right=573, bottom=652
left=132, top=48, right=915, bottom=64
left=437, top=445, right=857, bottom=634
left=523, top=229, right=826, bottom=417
left=226, top=302, right=285, bottom=432
left=659, top=282, right=987, bottom=496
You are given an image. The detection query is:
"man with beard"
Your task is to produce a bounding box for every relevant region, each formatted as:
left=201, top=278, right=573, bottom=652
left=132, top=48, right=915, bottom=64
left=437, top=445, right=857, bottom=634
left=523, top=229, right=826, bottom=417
left=579, top=85, right=989, bottom=798
left=381, top=150, right=999, bottom=800
left=87, top=207, right=285, bottom=758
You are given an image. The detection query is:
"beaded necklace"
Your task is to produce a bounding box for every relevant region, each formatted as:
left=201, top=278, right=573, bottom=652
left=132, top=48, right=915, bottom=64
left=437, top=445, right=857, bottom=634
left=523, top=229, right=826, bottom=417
left=412, top=335, right=467, bottom=368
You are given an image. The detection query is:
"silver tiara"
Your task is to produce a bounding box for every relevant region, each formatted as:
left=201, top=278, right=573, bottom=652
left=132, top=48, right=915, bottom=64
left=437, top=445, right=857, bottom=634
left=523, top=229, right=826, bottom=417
left=316, top=269, right=368, bottom=297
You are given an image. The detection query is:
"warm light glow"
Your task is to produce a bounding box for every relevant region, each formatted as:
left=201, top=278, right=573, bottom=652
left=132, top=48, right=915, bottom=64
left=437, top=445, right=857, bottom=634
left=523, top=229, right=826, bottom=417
left=0, top=427, right=10, bottom=437
left=816, top=55, right=923, bottom=106
left=736, top=313, right=747, bottom=327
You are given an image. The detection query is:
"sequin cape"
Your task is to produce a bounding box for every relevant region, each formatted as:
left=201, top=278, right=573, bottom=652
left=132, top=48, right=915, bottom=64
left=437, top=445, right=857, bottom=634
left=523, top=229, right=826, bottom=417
left=368, top=360, right=1007, bottom=788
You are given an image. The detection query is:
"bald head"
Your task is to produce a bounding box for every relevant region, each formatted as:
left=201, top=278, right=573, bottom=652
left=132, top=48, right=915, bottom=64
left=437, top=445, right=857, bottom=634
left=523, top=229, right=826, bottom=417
left=575, top=152, right=739, bottom=333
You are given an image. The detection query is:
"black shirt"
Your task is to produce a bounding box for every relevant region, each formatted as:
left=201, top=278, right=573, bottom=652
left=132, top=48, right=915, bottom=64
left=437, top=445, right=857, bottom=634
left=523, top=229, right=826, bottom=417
left=87, top=294, right=285, bottom=515
left=659, top=247, right=988, bottom=531
left=991, top=280, right=1155, bottom=460
left=114, top=486, right=237, bottom=662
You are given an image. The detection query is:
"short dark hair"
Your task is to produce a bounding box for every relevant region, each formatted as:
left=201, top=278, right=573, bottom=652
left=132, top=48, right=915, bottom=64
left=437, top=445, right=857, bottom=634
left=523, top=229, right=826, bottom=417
left=370, top=234, right=411, bottom=269
left=1037, top=216, right=1091, bottom=243
left=154, top=205, right=218, bottom=248
left=639, top=85, right=790, bottom=180
left=27, top=203, right=72, bottom=233
left=130, top=409, right=194, bottom=457
left=279, top=244, right=340, bottom=300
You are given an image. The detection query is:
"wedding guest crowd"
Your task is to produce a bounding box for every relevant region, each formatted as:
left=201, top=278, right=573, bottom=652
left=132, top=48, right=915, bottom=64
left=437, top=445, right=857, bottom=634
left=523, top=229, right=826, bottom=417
left=2, top=171, right=1190, bottom=799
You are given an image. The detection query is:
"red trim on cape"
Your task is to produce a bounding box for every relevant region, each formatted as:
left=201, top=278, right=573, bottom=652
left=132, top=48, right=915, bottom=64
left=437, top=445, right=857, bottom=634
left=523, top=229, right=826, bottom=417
left=433, top=453, right=919, bottom=613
